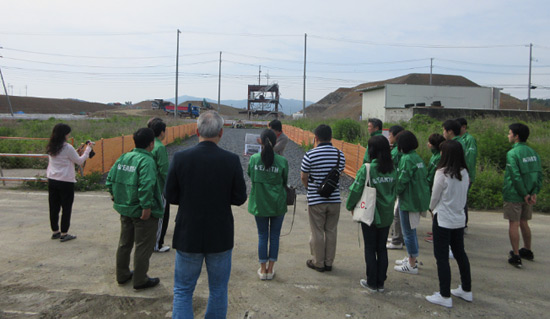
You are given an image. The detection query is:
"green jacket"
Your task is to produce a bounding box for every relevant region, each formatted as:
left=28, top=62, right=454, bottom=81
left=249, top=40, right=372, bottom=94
left=460, top=132, right=478, bottom=183
left=106, top=148, right=163, bottom=219
left=363, top=130, right=383, bottom=163
left=247, top=153, right=288, bottom=217
left=151, top=137, right=169, bottom=195
left=391, top=145, right=401, bottom=168
left=396, top=150, right=430, bottom=212
left=346, top=160, right=397, bottom=228
left=503, top=142, right=542, bottom=203
left=427, top=149, right=441, bottom=189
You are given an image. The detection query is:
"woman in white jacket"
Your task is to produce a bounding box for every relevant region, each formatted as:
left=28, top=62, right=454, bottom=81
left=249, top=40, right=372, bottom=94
left=46, top=123, right=93, bottom=242
left=425, top=140, right=472, bottom=308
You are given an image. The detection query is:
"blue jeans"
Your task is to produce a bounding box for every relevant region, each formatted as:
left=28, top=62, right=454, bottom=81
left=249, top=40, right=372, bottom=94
left=254, top=215, right=285, bottom=263
left=172, top=249, right=232, bottom=319
left=399, top=210, right=419, bottom=257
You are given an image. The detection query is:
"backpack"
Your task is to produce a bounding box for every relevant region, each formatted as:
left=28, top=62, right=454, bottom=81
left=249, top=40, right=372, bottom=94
left=317, top=150, right=341, bottom=198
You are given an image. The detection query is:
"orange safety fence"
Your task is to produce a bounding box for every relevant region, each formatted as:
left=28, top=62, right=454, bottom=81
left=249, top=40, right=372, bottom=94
left=82, top=123, right=197, bottom=175
left=283, top=124, right=365, bottom=179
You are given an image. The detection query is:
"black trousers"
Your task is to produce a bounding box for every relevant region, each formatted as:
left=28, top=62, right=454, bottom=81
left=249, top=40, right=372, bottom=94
left=48, top=179, right=75, bottom=233
left=361, top=222, right=390, bottom=288
left=432, top=214, right=471, bottom=297
left=156, top=200, right=170, bottom=249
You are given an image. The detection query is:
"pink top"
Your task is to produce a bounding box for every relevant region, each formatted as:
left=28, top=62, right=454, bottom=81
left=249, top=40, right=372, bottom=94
left=46, top=143, right=91, bottom=183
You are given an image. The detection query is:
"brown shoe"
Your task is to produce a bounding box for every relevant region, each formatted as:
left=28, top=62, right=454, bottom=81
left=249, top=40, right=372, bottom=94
left=306, top=260, right=325, bottom=272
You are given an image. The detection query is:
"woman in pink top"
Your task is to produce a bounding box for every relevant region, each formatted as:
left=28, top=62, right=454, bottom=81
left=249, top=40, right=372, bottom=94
left=46, top=123, right=93, bottom=242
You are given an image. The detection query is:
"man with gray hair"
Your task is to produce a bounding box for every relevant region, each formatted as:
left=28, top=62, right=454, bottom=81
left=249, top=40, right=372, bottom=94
left=165, top=111, right=247, bottom=318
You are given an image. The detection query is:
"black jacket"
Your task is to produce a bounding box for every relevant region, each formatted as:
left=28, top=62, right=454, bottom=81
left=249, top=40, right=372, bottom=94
left=165, top=141, right=247, bottom=253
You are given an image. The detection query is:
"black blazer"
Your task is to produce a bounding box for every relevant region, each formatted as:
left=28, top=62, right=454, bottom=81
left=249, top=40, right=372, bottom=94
left=165, top=141, right=247, bottom=253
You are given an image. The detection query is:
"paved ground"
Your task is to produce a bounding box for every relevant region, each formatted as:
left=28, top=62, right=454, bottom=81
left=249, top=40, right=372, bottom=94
left=1, top=188, right=550, bottom=318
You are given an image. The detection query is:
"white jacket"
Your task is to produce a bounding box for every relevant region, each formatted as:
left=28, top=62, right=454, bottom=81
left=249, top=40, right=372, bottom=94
left=429, top=168, right=469, bottom=229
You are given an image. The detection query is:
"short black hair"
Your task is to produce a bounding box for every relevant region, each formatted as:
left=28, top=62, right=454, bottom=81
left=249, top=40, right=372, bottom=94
left=442, top=119, right=461, bottom=136
left=133, top=128, right=155, bottom=149
left=368, top=118, right=383, bottom=131
left=428, top=133, right=446, bottom=151
left=314, top=124, right=332, bottom=142
left=455, top=117, right=468, bottom=127
left=389, top=125, right=404, bottom=137
left=395, top=130, right=419, bottom=153
left=268, top=119, right=282, bottom=132
left=149, top=119, right=166, bottom=137
left=509, top=123, right=530, bottom=142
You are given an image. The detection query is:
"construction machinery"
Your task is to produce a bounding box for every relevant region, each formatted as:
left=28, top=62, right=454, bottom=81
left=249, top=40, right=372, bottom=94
left=164, top=103, right=200, bottom=118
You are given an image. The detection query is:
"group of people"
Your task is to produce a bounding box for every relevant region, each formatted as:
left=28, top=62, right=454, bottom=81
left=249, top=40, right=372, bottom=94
left=44, top=112, right=542, bottom=316
left=344, top=117, right=542, bottom=308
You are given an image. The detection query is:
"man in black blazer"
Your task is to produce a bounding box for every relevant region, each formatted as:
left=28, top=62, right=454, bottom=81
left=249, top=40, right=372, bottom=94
left=165, top=111, right=247, bottom=319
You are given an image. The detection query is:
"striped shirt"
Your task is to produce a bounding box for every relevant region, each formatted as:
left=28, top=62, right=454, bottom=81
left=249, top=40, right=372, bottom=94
left=301, top=143, right=346, bottom=206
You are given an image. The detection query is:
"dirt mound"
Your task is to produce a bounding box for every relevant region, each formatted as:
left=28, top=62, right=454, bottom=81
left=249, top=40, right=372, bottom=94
left=0, top=95, right=117, bottom=114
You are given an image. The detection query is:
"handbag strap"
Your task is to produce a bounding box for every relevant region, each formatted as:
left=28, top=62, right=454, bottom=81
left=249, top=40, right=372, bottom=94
left=280, top=199, right=296, bottom=237
left=365, top=163, right=372, bottom=187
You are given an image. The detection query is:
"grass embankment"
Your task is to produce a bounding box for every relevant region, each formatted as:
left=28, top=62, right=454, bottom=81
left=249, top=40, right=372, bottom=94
left=286, top=115, right=550, bottom=212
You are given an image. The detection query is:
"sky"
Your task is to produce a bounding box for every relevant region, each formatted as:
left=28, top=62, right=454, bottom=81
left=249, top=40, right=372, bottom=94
left=0, top=0, right=549, bottom=105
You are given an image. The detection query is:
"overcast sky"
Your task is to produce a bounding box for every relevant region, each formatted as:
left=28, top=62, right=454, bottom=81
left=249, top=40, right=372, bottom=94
left=1, top=0, right=549, bottom=105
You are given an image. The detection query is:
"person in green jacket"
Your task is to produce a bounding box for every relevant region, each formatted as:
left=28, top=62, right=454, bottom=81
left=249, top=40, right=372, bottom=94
left=503, top=123, right=542, bottom=268
left=456, top=118, right=478, bottom=229
left=424, top=133, right=445, bottom=243
left=387, top=125, right=405, bottom=250
left=347, top=135, right=396, bottom=292
left=427, top=133, right=445, bottom=189
left=147, top=118, right=171, bottom=253
left=443, top=119, right=472, bottom=229
left=248, top=129, right=289, bottom=280
left=363, top=118, right=383, bottom=163
left=393, top=130, right=430, bottom=275
left=106, top=128, right=163, bottom=290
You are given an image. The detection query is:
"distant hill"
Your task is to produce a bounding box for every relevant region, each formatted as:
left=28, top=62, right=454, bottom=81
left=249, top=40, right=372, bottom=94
left=165, top=95, right=313, bottom=115
left=0, top=95, right=116, bottom=114
left=303, top=73, right=548, bottom=119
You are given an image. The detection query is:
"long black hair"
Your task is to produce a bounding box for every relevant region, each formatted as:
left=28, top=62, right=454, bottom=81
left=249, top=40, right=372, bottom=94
left=260, top=129, right=277, bottom=169
left=437, top=140, right=468, bottom=181
left=46, top=123, right=71, bottom=156
left=367, top=135, right=394, bottom=174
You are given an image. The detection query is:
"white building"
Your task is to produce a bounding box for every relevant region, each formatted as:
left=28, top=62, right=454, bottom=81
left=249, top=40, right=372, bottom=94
left=358, top=82, right=501, bottom=122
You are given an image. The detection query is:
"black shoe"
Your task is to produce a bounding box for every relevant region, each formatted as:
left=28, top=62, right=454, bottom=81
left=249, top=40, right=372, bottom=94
left=324, top=265, right=332, bottom=272
left=60, top=234, right=77, bottom=242
left=508, top=251, right=522, bottom=268
left=306, top=260, right=325, bottom=272
left=117, top=271, right=133, bottom=285
left=51, top=232, right=61, bottom=239
left=134, top=277, right=160, bottom=290
left=519, top=248, right=534, bottom=261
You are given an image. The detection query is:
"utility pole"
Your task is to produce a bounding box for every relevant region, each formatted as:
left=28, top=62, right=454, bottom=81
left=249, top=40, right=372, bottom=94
left=217, top=51, right=222, bottom=112
left=175, top=29, right=181, bottom=119
left=430, top=58, right=433, bottom=85
left=527, top=43, right=533, bottom=111
left=303, top=33, right=307, bottom=118
left=258, top=66, right=261, bottom=85
left=0, top=66, right=14, bottom=116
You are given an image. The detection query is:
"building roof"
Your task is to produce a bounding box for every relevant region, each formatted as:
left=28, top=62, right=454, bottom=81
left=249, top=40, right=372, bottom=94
left=356, top=73, right=480, bottom=92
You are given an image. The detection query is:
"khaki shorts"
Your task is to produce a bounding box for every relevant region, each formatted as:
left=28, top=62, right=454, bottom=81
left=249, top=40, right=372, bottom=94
left=503, top=202, right=532, bottom=221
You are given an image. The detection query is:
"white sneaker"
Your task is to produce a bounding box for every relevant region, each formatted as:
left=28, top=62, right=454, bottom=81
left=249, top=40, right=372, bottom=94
left=257, top=268, right=267, bottom=280
left=359, top=279, right=377, bottom=292
left=266, top=269, right=275, bottom=280
left=157, top=245, right=170, bottom=253
left=387, top=242, right=403, bottom=249
left=394, top=261, right=418, bottom=274
left=395, top=256, right=419, bottom=265
left=451, top=285, right=473, bottom=302
left=426, top=292, right=452, bottom=308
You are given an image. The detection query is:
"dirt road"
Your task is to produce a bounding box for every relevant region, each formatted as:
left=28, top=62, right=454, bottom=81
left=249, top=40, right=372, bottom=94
left=1, top=188, right=549, bottom=318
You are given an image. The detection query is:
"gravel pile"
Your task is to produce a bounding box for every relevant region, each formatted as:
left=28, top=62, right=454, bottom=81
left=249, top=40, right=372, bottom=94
left=167, top=127, right=354, bottom=196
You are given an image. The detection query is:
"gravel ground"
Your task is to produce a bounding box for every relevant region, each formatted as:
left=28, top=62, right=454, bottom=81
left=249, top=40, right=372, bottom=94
left=167, top=127, right=355, bottom=195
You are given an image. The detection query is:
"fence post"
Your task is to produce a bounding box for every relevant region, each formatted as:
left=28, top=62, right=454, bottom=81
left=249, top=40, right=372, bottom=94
left=121, top=135, right=124, bottom=154
left=101, top=138, right=105, bottom=174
